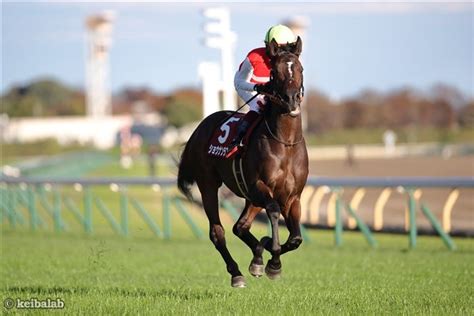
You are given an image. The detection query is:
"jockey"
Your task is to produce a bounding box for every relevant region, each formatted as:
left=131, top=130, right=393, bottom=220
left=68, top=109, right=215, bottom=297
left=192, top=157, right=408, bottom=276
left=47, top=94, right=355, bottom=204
left=230, top=24, right=297, bottom=148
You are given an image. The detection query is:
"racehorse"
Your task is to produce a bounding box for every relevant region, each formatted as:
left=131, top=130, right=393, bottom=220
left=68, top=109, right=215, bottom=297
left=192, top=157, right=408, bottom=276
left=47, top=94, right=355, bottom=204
left=177, top=37, right=308, bottom=287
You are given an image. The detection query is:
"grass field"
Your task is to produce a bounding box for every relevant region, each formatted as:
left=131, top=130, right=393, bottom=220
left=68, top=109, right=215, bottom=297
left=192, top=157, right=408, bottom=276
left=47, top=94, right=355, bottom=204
left=1, top=228, right=473, bottom=315
left=2, top=151, right=473, bottom=314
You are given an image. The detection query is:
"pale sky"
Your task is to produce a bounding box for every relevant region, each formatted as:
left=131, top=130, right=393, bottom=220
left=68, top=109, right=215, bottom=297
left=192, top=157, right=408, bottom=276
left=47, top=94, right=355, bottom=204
left=2, top=1, right=473, bottom=99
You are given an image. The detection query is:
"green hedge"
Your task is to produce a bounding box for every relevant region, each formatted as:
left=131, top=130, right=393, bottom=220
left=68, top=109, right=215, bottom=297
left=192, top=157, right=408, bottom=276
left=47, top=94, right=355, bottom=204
left=305, top=127, right=474, bottom=146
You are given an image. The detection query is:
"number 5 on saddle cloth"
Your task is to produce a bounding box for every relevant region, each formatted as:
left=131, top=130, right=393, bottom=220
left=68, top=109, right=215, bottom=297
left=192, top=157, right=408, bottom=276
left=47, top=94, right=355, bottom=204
left=207, top=113, right=263, bottom=159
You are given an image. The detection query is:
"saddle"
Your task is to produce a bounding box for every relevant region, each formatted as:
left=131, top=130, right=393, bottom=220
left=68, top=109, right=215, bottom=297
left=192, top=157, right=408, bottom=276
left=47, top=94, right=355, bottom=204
left=207, top=113, right=262, bottom=159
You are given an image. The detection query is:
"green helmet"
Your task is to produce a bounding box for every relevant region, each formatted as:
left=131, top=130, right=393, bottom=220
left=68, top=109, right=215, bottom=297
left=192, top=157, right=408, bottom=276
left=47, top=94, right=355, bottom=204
left=264, top=24, right=296, bottom=45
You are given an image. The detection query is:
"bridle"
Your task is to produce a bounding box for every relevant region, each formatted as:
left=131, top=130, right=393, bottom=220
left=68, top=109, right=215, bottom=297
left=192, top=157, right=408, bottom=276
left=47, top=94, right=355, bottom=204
left=267, top=59, right=305, bottom=112
left=263, top=56, right=305, bottom=146
left=265, top=88, right=305, bottom=115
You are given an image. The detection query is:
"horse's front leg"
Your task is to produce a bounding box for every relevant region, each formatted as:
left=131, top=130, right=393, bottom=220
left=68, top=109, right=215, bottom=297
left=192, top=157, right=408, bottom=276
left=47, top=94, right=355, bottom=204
left=260, top=197, right=303, bottom=254
left=265, top=201, right=283, bottom=279
left=252, top=180, right=282, bottom=280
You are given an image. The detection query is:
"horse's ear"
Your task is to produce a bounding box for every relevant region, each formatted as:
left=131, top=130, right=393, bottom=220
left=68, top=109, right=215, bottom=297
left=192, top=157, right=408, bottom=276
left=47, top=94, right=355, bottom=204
left=267, top=39, right=280, bottom=58
left=292, top=36, right=303, bottom=56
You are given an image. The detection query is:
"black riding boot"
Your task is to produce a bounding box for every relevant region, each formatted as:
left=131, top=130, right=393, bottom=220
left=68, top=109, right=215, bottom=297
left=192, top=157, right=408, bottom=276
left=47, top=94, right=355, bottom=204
left=230, top=120, right=250, bottom=148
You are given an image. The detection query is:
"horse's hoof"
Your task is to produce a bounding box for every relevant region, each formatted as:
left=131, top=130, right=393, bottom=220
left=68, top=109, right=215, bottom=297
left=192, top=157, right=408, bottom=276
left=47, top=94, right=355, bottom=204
left=231, top=275, right=247, bottom=288
left=265, top=264, right=282, bottom=280
left=249, top=263, right=264, bottom=278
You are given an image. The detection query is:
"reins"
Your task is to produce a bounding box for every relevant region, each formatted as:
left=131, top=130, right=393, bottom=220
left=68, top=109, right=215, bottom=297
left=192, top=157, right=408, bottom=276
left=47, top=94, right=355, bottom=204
left=218, top=50, right=305, bottom=147
left=262, top=80, right=305, bottom=146
left=263, top=116, right=304, bottom=146
left=217, top=93, right=261, bottom=126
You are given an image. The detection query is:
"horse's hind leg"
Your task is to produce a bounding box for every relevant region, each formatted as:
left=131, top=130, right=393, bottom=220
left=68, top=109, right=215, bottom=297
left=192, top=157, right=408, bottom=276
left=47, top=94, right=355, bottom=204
left=197, top=181, right=245, bottom=288
left=232, top=201, right=265, bottom=277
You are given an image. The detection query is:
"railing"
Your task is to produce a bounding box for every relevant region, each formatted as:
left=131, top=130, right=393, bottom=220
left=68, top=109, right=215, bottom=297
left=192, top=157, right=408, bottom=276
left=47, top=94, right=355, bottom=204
left=1, top=176, right=473, bottom=250
left=0, top=176, right=203, bottom=240
left=300, top=177, right=474, bottom=250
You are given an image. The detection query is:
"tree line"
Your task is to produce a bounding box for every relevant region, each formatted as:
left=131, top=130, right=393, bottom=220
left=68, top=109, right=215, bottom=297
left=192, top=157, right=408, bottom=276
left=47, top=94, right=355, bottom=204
left=1, top=78, right=473, bottom=131
left=305, top=85, right=473, bottom=133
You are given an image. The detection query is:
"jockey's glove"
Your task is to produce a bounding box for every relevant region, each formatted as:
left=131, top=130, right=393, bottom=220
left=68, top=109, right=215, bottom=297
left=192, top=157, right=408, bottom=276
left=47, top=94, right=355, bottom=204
left=254, top=82, right=273, bottom=95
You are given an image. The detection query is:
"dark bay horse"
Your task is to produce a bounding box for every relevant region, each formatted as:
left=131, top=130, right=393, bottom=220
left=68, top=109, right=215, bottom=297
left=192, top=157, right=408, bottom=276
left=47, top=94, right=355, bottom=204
left=177, top=37, right=308, bottom=287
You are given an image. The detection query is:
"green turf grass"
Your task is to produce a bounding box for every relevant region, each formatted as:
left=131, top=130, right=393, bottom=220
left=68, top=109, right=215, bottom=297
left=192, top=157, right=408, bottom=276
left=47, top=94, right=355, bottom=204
left=1, top=229, right=473, bottom=315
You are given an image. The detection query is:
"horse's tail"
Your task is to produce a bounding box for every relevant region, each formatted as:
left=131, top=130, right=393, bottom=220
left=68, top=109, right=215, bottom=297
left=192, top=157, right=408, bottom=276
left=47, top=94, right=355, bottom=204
left=177, top=141, right=195, bottom=201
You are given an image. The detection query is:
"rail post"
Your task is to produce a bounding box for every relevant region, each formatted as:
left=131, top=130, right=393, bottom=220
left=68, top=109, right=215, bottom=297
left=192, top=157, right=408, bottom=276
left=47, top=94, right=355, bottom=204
left=53, top=187, right=62, bottom=232
left=220, top=200, right=240, bottom=221
left=299, top=223, right=312, bottom=244
left=163, top=191, right=171, bottom=239
left=27, top=185, right=39, bottom=231
left=333, top=187, right=343, bottom=247
left=37, top=185, right=67, bottom=230
left=344, top=203, right=377, bottom=248
left=0, top=188, right=4, bottom=225
left=9, top=187, right=26, bottom=225
left=173, top=197, right=204, bottom=239
left=421, top=203, right=456, bottom=250
left=94, top=197, right=123, bottom=235
left=120, top=187, right=129, bottom=236
left=83, top=186, right=93, bottom=234
left=129, top=197, right=162, bottom=237
left=6, top=186, right=17, bottom=227
left=63, top=196, right=86, bottom=227
left=407, top=188, right=417, bottom=249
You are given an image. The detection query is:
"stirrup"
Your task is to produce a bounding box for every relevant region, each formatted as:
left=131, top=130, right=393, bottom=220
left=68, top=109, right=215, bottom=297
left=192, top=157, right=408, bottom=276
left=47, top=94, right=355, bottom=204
left=230, top=136, right=244, bottom=148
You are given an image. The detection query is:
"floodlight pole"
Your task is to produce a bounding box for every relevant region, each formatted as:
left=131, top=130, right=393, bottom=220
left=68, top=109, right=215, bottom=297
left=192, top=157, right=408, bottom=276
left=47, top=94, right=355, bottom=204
left=85, top=11, right=115, bottom=118
left=202, top=7, right=237, bottom=114
left=198, top=62, right=221, bottom=118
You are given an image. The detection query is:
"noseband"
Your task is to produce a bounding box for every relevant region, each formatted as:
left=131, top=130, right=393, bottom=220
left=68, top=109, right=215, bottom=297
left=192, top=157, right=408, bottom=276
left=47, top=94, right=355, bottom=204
left=265, top=85, right=305, bottom=112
